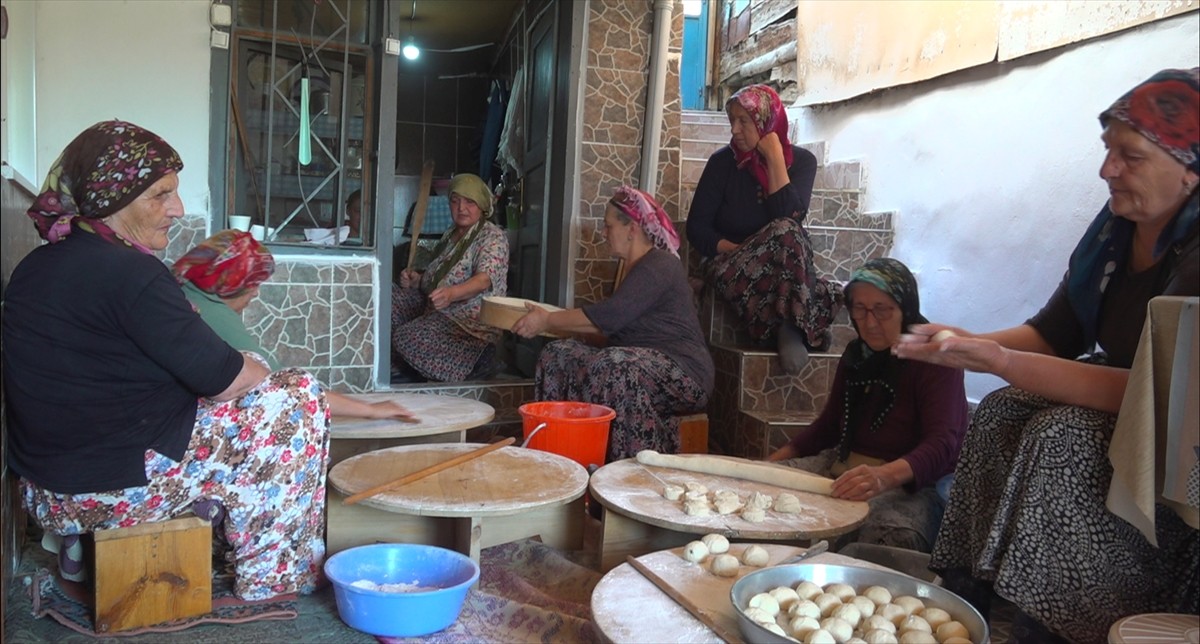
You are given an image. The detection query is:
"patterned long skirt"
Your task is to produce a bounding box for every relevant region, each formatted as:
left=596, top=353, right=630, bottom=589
left=930, top=386, right=1199, bottom=643
left=392, top=284, right=492, bottom=381
left=704, top=217, right=839, bottom=346
left=534, top=339, right=708, bottom=462
left=783, top=448, right=946, bottom=552
left=22, top=368, right=331, bottom=601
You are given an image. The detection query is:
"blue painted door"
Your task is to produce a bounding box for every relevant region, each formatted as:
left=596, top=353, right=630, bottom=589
left=681, top=1, right=709, bottom=110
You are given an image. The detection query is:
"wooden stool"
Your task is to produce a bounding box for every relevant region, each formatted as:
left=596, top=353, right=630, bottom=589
left=678, top=413, right=709, bottom=454
left=92, top=516, right=212, bottom=633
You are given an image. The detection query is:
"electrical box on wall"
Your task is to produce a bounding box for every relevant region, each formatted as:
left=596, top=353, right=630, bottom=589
left=210, top=3, right=233, bottom=28
left=211, top=29, right=230, bottom=49
left=385, top=38, right=401, bottom=56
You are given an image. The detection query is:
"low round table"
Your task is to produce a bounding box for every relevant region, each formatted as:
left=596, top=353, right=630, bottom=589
left=328, top=392, right=495, bottom=464
left=1109, top=613, right=1200, bottom=644
left=592, top=544, right=889, bottom=643
left=589, top=456, right=868, bottom=571
left=326, top=443, right=589, bottom=563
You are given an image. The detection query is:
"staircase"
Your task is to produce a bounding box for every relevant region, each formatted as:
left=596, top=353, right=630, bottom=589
left=681, top=110, right=896, bottom=459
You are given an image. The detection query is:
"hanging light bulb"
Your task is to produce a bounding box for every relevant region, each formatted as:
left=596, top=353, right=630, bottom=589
left=402, top=37, right=420, bottom=60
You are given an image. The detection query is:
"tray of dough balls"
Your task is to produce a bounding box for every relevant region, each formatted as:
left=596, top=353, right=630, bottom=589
left=731, top=562, right=988, bottom=644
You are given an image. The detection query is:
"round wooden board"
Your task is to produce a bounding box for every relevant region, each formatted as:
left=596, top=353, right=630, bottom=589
left=330, top=393, right=494, bottom=439
left=592, top=544, right=890, bottom=644
left=328, top=443, right=588, bottom=517
left=589, top=458, right=868, bottom=540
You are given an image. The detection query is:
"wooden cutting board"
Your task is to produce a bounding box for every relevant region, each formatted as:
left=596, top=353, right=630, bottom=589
left=589, top=458, right=868, bottom=540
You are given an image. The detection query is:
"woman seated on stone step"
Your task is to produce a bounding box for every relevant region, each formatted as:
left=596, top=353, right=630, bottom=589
left=686, top=83, right=838, bottom=375
left=3, top=120, right=327, bottom=601
left=767, top=258, right=968, bottom=553
left=893, top=68, right=1199, bottom=643
left=171, top=229, right=413, bottom=421
left=392, top=173, right=509, bottom=382
left=512, top=186, right=714, bottom=462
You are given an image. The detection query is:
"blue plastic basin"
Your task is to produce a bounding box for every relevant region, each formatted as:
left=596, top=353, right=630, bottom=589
left=324, top=543, right=479, bottom=637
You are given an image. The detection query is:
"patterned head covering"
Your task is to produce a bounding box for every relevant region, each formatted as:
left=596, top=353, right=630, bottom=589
left=725, top=84, right=795, bottom=192
left=448, top=173, right=494, bottom=218
left=171, top=230, right=275, bottom=298
left=609, top=185, right=681, bottom=257
left=836, top=258, right=928, bottom=461
left=26, top=120, right=183, bottom=244
left=1067, top=68, right=1200, bottom=349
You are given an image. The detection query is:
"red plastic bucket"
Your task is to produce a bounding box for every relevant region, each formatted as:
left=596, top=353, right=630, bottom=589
left=518, top=401, right=615, bottom=469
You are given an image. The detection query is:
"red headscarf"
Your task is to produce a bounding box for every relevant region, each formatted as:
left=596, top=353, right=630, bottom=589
left=609, top=185, right=680, bottom=257
left=171, top=230, right=275, bottom=298
left=725, top=84, right=794, bottom=191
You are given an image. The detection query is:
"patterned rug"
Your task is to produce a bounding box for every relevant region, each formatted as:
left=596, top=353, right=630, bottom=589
left=26, top=569, right=298, bottom=637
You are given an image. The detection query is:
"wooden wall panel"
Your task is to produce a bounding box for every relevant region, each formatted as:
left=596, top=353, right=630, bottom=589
left=998, top=1, right=1197, bottom=61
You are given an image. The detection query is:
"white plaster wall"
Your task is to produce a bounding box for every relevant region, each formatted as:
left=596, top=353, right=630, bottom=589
left=789, top=13, right=1200, bottom=402
left=33, top=0, right=212, bottom=213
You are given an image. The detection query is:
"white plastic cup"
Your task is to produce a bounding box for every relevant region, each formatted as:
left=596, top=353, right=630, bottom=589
left=250, top=224, right=266, bottom=240
left=229, top=215, right=252, bottom=231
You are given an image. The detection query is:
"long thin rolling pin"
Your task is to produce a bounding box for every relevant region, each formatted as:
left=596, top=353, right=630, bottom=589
left=344, top=437, right=515, bottom=505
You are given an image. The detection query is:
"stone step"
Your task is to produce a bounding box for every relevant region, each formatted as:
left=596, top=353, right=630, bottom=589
left=682, top=109, right=729, bottom=125
left=740, top=409, right=820, bottom=460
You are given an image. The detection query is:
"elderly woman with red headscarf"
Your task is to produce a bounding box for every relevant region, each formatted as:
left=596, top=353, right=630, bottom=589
left=686, top=84, right=838, bottom=375
left=3, top=121, right=329, bottom=601
left=513, top=186, right=714, bottom=462
left=172, top=230, right=413, bottom=420
left=894, top=68, right=1199, bottom=642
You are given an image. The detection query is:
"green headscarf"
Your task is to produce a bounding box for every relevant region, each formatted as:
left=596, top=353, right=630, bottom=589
left=447, top=173, right=493, bottom=218
left=426, top=174, right=494, bottom=288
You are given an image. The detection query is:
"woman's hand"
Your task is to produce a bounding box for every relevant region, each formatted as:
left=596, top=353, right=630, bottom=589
left=327, top=391, right=417, bottom=421
left=428, top=286, right=456, bottom=310
left=893, top=323, right=1011, bottom=376
left=716, top=238, right=742, bottom=255
left=831, top=464, right=889, bottom=501
left=756, top=131, right=785, bottom=163
left=361, top=400, right=416, bottom=421
left=399, top=269, right=421, bottom=289
left=511, top=302, right=551, bottom=338
left=766, top=444, right=797, bottom=462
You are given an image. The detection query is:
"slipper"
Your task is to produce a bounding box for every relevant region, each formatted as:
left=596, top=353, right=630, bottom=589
left=777, top=323, right=809, bottom=374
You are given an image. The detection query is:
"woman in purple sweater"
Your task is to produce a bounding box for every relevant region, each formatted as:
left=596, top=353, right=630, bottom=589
left=768, top=258, right=968, bottom=551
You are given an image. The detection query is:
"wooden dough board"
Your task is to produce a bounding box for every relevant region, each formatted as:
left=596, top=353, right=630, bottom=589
left=328, top=443, right=588, bottom=517
left=592, top=544, right=891, bottom=644
left=330, top=393, right=495, bottom=440
left=590, top=458, right=868, bottom=540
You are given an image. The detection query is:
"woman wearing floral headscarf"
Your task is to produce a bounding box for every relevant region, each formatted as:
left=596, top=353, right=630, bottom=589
left=767, top=258, right=968, bottom=552
left=513, top=186, right=714, bottom=462
left=3, top=121, right=330, bottom=601
left=392, top=172, right=510, bottom=382
left=895, top=68, right=1199, bottom=642
left=686, top=84, right=838, bottom=374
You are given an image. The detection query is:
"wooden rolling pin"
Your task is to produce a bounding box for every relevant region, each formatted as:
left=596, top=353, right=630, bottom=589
left=344, top=437, right=515, bottom=505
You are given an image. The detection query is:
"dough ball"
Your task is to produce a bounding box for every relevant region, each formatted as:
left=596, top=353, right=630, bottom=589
left=741, top=544, right=770, bottom=567
left=831, top=602, right=862, bottom=628
left=714, top=495, right=742, bottom=515
left=710, top=553, right=740, bottom=577
left=743, top=606, right=775, bottom=624
left=863, top=629, right=899, bottom=644
left=795, top=580, right=824, bottom=600
left=898, top=614, right=931, bottom=634
left=941, top=638, right=972, bottom=644
left=935, top=621, right=970, bottom=642
left=746, top=491, right=773, bottom=510
left=747, top=592, right=781, bottom=617
left=682, top=540, right=709, bottom=563
left=774, top=492, right=803, bottom=513
left=863, top=585, right=893, bottom=606
left=847, top=638, right=869, bottom=644
left=863, top=614, right=897, bottom=633
left=701, top=533, right=730, bottom=554
left=805, top=629, right=837, bottom=644
left=850, top=595, right=877, bottom=618
left=878, top=603, right=908, bottom=626
left=897, top=631, right=937, bottom=644
left=683, top=490, right=707, bottom=503
left=819, top=617, right=853, bottom=643
left=768, top=585, right=801, bottom=610
left=892, top=596, right=925, bottom=616
left=683, top=499, right=711, bottom=517
left=788, top=615, right=821, bottom=639
left=684, top=481, right=708, bottom=495
left=919, top=607, right=951, bottom=630
left=761, top=621, right=787, bottom=637
left=789, top=598, right=822, bottom=619
left=931, top=329, right=958, bottom=343
left=713, top=488, right=739, bottom=501
left=823, top=582, right=857, bottom=602
left=741, top=507, right=766, bottom=523
left=811, top=592, right=843, bottom=617
left=662, top=484, right=684, bottom=501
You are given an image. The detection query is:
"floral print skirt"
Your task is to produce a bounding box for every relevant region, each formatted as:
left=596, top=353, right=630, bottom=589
left=704, top=217, right=839, bottom=347
left=930, top=386, right=1199, bottom=643
left=22, top=368, right=331, bottom=601
left=392, top=284, right=494, bottom=382
left=534, top=339, right=708, bottom=462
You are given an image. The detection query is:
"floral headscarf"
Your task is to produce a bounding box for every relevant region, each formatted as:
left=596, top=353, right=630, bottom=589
left=1067, top=68, right=1200, bottom=348
left=609, top=185, right=680, bottom=257
left=171, top=230, right=275, bottom=298
left=26, top=120, right=183, bottom=245
left=836, top=258, right=928, bottom=461
left=725, top=84, right=795, bottom=192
